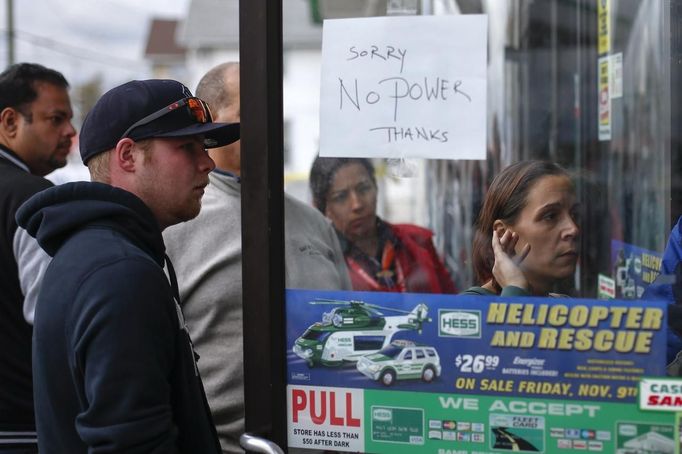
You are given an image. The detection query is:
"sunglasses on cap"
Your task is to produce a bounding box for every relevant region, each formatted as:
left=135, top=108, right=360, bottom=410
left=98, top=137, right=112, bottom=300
left=120, top=97, right=213, bottom=140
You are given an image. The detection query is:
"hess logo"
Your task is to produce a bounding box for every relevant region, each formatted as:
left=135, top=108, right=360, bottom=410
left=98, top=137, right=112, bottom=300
left=439, top=310, right=481, bottom=338
left=372, top=408, right=392, bottom=422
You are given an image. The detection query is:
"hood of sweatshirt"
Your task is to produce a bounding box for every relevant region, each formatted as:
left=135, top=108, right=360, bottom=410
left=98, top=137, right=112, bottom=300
left=16, top=181, right=165, bottom=266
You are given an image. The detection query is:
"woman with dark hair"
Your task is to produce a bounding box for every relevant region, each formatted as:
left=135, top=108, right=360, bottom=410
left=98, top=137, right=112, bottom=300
left=464, top=160, right=580, bottom=296
left=310, top=156, right=456, bottom=294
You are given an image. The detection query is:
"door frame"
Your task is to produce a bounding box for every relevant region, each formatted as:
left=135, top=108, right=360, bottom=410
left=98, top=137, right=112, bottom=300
left=240, top=0, right=287, bottom=448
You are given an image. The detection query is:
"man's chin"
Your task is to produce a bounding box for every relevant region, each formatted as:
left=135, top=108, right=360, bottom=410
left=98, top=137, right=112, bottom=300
left=48, top=156, right=68, bottom=170
left=174, top=205, right=202, bottom=225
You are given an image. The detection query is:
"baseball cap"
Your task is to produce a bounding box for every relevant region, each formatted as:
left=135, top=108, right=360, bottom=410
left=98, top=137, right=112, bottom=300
left=79, top=79, right=240, bottom=163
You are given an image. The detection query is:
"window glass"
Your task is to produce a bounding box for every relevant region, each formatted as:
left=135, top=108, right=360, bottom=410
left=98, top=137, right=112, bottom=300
left=283, top=0, right=672, bottom=299
left=283, top=4, right=674, bottom=452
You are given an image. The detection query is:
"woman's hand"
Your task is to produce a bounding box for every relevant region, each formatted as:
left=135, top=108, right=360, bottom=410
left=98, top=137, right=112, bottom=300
left=491, top=229, right=531, bottom=290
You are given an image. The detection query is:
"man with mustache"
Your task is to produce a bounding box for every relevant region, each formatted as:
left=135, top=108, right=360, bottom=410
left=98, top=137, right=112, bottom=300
left=0, top=63, right=75, bottom=452
left=16, top=79, right=239, bottom=453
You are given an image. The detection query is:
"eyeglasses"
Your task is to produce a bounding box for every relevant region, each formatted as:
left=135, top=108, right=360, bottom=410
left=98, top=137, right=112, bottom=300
left=120, top=97, right=213, bottom=139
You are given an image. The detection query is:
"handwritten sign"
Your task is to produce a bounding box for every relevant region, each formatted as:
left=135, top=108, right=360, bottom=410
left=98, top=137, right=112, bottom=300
left=319, top=15, right=487, bottom=160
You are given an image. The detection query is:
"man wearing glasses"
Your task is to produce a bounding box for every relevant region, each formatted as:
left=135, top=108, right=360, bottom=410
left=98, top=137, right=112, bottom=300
left=16, top=79, right=238, bottom=454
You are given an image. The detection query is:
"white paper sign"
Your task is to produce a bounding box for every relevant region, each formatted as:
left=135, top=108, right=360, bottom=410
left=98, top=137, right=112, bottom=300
left=639, top=377, right=682, bottom=412
left=319, top=15, right=488, bottom=160
left=610, top=52, right=623, bottom=99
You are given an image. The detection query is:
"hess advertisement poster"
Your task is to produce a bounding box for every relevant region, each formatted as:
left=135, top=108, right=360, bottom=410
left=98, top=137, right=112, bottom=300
left=285, top=289, right=675, bottom=453
left=611, top=239, right=663, bottom=299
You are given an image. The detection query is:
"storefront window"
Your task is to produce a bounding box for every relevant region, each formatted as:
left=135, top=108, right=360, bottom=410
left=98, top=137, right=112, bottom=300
left=281, top=1, right=677, bottom=452
left=283, top=0, right=672, bottom=299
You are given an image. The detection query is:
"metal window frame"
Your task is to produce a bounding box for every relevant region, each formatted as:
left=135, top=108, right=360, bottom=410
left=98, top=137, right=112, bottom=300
left=240, top=0, right=287, bottom=448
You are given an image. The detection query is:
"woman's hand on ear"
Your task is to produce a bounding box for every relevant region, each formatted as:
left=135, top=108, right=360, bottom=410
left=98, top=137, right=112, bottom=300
left=491, top=230, right=530, bottom=290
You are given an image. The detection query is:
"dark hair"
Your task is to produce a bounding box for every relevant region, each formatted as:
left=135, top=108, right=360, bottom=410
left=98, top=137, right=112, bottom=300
left=309, top=157, right=376, bottom=213
left=0, top=63, right=69, bottom=117
left=472, top=160, right=571, bottom=286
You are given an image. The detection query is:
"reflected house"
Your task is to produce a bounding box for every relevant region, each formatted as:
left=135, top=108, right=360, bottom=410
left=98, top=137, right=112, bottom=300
left=175, top=0, right=322, bottom=190
left=144, top=0, right=320, bottom=180
left=176, top=0, right=239, bottom=85
left=143, top=19, right=188, bottom=82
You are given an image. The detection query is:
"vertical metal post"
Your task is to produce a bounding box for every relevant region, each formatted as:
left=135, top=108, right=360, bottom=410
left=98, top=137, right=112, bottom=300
left=671, top=0, right=682, bottom=226
left=549, top=0, right=558, bottom=160
left=7, top=0, right=14, bottom=65
left=240, top=0, right=286, bottom=448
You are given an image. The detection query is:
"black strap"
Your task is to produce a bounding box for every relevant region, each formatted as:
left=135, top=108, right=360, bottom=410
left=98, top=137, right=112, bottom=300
left=164, top=254, right=182, bottom=305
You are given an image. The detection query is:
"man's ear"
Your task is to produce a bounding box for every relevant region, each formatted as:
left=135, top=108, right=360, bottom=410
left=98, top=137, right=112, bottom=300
left=0, top=108, right=19, bottom=137
left=493, top=219, right=507, bottom=236
left=113, top=138, right=137, bottom=173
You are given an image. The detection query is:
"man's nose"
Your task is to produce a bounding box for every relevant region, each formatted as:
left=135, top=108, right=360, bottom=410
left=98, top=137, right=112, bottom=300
left=200, top=151, right=215, bottom=173
left=64, top=121, right=76, bottom=137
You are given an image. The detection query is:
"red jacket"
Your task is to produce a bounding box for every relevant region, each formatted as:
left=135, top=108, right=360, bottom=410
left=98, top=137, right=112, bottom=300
left=345, top=222, right=456, bottom=294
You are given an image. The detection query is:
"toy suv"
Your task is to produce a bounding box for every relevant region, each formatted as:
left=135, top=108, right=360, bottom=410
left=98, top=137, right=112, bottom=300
left=356, top=340, right=441, bottom=386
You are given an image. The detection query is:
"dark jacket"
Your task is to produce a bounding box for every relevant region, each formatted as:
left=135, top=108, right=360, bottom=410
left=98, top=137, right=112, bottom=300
left=0, top=146, right=51, bottom=446
left=16, top=182, right=221, bottom=454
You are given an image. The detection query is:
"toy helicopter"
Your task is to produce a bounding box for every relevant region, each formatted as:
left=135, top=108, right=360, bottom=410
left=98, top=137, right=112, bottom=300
left=292, top=299, right=431, bottom=367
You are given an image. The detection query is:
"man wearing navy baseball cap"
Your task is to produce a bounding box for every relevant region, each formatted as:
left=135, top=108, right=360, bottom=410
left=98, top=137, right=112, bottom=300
left=16, top=79, right=238, bottom=453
